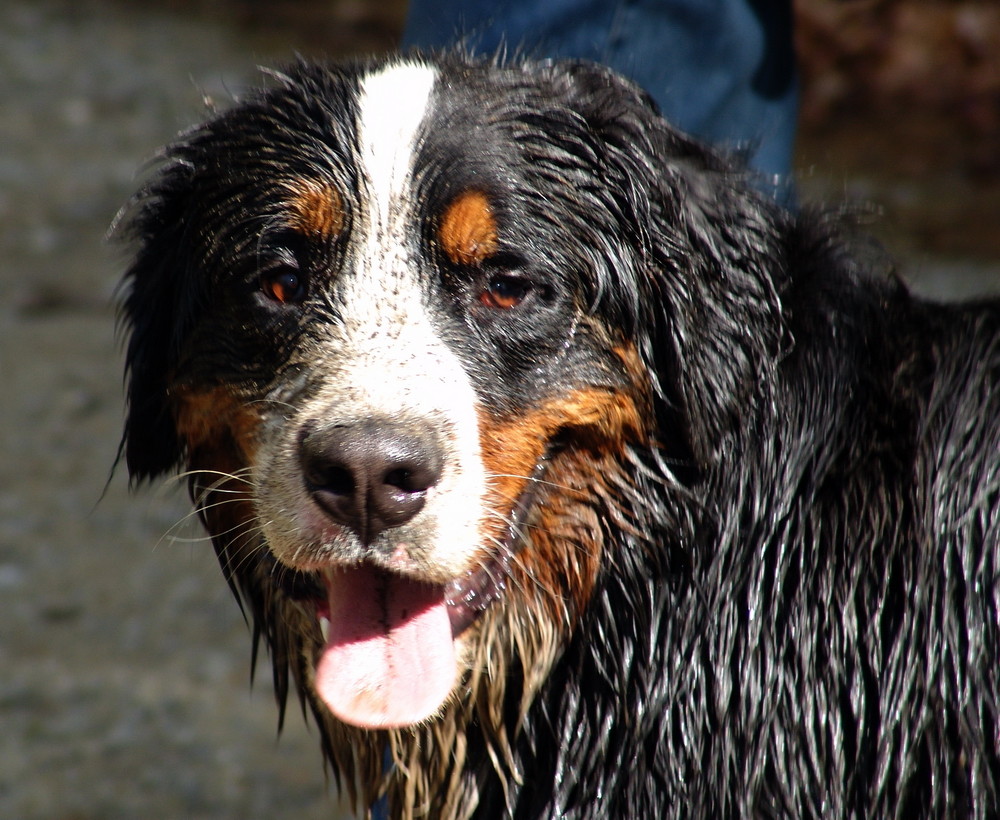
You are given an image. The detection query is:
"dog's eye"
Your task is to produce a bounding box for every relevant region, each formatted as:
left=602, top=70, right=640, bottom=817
left=261, top=267, right=306, bottom=304
left=479, top=274, right=532, bottom=310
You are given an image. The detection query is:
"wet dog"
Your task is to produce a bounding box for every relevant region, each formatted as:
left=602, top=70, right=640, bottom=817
left=119, top=54, right=1000, bottom=818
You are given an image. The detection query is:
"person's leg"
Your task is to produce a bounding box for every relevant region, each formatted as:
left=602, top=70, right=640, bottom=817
left=402, top=0, right=797, bottom=188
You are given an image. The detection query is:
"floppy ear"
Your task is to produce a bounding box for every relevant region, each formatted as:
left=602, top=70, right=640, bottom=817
left=548, top=60, right=788, bottom=467
left=117, top=158, right=196, bottom=483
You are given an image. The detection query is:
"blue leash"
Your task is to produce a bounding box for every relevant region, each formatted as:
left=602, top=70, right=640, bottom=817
left=369, top=744, right=392, bottom=819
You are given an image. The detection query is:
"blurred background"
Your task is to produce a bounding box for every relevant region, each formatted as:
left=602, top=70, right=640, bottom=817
left=0, top=1, right=997, bottom=818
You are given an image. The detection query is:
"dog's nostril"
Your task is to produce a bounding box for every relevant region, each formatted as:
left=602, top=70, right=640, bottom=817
left=298, top=419, right=444, bottom=545
left=384, top=463, right=438, bottom=493
left=384, top=468, right=409, bottom=489
left=304, top=460, right=355, bottom=497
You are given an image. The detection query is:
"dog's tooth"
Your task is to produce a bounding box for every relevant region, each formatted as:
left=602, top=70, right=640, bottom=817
left=319, top=616, right=330, bottom=643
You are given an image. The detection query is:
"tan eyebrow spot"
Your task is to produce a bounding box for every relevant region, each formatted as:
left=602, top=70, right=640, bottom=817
left=438, top=190, right=498, bottom=266
left=285, top=179, right=345, bottom=240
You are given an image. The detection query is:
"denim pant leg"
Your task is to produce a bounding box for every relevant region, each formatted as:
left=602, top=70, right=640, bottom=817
left=402, top=0, right=797, bottom=186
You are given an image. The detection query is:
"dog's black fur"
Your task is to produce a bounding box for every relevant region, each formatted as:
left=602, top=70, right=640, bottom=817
left=120, top=54, right=1000, bottom=818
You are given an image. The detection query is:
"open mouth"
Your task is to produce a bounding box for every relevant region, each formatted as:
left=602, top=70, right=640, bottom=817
left=309, top=460, right=546, bottom=728
left=443, top=459, right=541, bottom=635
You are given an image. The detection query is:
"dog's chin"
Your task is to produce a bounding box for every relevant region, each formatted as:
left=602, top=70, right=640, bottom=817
left=310, top=552, right=510, bottom=729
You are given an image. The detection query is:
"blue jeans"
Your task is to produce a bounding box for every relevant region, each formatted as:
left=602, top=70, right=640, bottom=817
left=402, top=0, right=797, bottom=189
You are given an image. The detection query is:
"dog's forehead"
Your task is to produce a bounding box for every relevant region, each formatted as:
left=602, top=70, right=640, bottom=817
left=350, top=60, right=508, bottom=217
left=355, top=61, right=438, bottom=207
left=269, top=58, right=540, bottom=256
left=282, top=62, right=477, bottom=387
left=337, top=61, right=443, bottom=330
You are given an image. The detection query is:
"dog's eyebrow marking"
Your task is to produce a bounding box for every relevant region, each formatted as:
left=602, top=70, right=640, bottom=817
left=285, top=179, right=344, bottom=240
left=438, top=190, right=498, bottom=266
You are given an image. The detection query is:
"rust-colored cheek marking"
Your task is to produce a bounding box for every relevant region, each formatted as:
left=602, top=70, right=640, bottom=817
left=479, top=385, right=645, bottom=514
left=285, top=179, right=345, bottom=240
left=172, top=385, right=264, bottom=578
left=515, top=449, right=615, bottom=623
left=438, top=190, right=498, bottom=266
left=171, top=384, right=262, bottom=463
left=477, top=379, right=647, bottom=622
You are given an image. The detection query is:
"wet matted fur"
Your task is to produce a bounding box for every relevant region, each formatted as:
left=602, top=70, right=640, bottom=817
left=119, top=53, right=1000, bottom=818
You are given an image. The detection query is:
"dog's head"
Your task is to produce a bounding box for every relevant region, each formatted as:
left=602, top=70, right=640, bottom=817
left=120, top=53, right=785, bottom=807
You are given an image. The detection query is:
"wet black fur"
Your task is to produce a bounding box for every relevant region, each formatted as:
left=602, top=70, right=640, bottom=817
left=120, top=54, right=1000, bottom=818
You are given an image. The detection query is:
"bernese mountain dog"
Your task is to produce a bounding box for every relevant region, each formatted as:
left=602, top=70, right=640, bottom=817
left=119, top=53, right=1000, bottom=818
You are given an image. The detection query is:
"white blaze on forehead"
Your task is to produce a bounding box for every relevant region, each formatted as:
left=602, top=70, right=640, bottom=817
left=348, top=58, right=442, bottom=344
left=349, top=59, right=436, bottom=335
left=357, top=61, right=437, bottom=230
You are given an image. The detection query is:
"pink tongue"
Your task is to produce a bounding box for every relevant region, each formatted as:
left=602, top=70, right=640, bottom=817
left=315, top=564, right=456, bottom=728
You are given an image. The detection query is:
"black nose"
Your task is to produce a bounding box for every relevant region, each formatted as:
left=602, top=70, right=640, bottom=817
left=299, top=419, right=443, bottom=545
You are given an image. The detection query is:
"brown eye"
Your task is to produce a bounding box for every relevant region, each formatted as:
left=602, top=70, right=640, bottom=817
left=479, top=275, right=531, bottom=310
left=261, top=268, right=305, bottom=304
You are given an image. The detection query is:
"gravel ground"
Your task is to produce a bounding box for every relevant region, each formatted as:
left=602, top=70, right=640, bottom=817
left=1, top=2, right=997, bottom=819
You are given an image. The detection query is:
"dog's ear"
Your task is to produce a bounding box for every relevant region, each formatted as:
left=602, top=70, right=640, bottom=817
left=548, top=60, right=788, bottom=467
left=117, top=157, right=196, bottom=483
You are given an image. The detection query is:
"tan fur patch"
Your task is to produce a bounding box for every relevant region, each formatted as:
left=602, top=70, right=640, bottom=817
left=479, top=387, right=645, bottom=524
left=171, top=384, right=262, bottom=463
left=285, top=179, right=345, bottom=240
left=477, top=372, right=648, bottom=620
left=439, top=190, right=498, bottom=266
left=172, top=385, right=265, bottom=642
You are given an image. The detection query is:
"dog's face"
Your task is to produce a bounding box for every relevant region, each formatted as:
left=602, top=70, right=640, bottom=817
left=122, top=56, right=672, bottom=730
left=122, top=51, right=781, bottom=751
